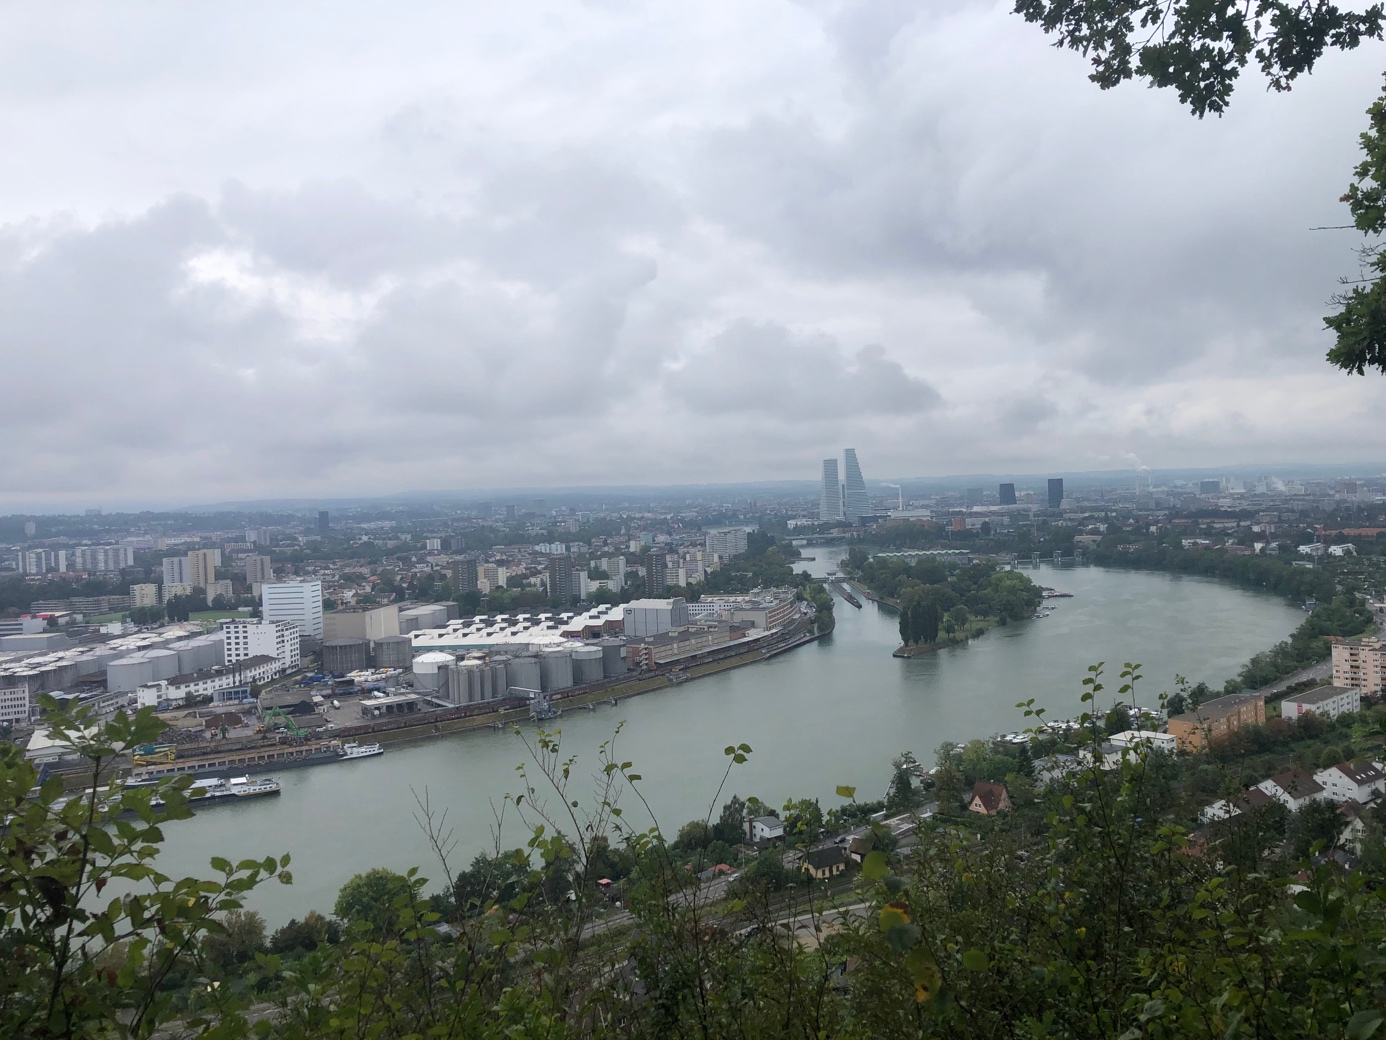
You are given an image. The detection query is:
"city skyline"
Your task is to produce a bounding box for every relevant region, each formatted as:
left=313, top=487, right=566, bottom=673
left=1, top=5, right=1385, bottom=509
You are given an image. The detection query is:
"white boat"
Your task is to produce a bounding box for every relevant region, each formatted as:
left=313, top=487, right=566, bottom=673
left=189, top=776, right=281, bottom=802
left=338, top=741, right=384, bottom=760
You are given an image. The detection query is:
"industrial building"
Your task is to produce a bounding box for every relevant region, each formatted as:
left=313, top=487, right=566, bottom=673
left=221, top=619, right=300, bottom=674
left=324, top=603, right=399, bottom=643
left=262, top=580, right=324, bottom=640
left=409, top=604, right=624, bottom=654
left=622, top=598, right=689, bottom=638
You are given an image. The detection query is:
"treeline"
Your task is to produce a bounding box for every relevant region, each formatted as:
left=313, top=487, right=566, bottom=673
left=1089, top=538, right=1338, bottom=602
left=1228, top=594, right=1375, bottom=692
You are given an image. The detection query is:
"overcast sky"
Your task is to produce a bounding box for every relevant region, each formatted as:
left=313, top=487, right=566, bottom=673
left=3, top=1, right=1385, bottom=510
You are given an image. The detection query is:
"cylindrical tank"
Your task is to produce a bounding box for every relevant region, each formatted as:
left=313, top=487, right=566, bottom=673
left=145, top=648, right=179, bottom=681
left=571, top=645, right=604, bottom=685
left=372, top=635, right=413, bottom=670
left=40, top=662, right=79, bottom=692
left=72, top=653, right=104, bottom=677
left=488, top=656, right=510, bottom=701
left=505, top=655, right=540, bottom=698
left=323, top=639, right=370, bottom=675
left=108, top=655, right=156, bottom=693
left=454, top=659, right=483, bottom=704
left=599, top=638, right=627, bottom=678
left=539, top=647, right=573, bottom=693
left=412, top=651, right=456, bottom=692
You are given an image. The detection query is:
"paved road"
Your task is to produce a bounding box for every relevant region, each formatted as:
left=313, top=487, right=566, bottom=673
left=1255, top=657, right=1332, bottom=698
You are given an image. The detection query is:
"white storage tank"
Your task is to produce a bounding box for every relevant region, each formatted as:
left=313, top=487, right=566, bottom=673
left=505, top=655, right=541, bottom=698
left=108, top=655, right=157, bottom=693
left=572, top=645, right=604, bottom=685
left=599, top=638, right=627, bottom=678
left=145, top=648, right=180, bottom=681
left=412, top=651, right=456, bottom=692
left=539, top=647, right=573, bottom=693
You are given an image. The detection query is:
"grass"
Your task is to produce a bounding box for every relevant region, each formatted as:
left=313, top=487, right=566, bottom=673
left=190, top=610, right=246, bottom=622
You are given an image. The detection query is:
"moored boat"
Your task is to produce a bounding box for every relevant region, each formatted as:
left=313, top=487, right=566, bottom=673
left=338, top=741, right=384, bottom=761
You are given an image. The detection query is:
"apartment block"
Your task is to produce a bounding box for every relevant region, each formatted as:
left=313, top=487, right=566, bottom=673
left=1332, top=636, right=1386, bottom=695
left=1167, top=692, right=1266, bottom=751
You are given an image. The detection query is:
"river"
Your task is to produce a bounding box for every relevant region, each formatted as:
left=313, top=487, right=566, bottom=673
left=148, top=561, right=1305, bottom=922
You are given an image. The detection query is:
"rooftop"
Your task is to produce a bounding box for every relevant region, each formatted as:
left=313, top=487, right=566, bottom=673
left=1287, top=685, right=1358, bottom=705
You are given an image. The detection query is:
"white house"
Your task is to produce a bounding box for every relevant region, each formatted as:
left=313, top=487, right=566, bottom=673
left=1313, top=761, right=1386, bottom=804
left=746, top=815, right=785, bottom=844
left=1257, top=769, right=1328, bottom=811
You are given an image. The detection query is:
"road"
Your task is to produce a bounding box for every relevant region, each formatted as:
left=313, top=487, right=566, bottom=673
left=1254, top=657, right=1332, bottom=698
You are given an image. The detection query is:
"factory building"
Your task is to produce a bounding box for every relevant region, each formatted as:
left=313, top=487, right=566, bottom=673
left=622, top=598, right=689, bottom=638
left=221, top=619, right=301, bottom=674
left=324, top=603, right=399, bottom=643
left=262, top=580, right=324, bottom=640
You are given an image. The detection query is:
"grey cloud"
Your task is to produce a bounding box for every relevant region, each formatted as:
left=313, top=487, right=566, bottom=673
left=665, top=320, right=942, bottom=418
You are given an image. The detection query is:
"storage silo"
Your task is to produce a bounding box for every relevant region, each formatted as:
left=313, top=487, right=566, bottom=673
left=322, top=639, right=370, bottom=675
left=572, top=645, right=604, bottom=685
left=599, top=638, right=627, bottom=678
left=453, top=659, right=483, bottom=704
left=372, top=635, right=413, bottom=670
left=539, top=647, right=573, bottom=693
left=189, top=635, right=224, bottom=671
left=505, top=655, right=541, bottom=698
left=41, top=661, right=80, bottom=692
left=412, top=651, right=457, bottom=693
left=488, top=656, right=510, bottom=701
left=108, top=655, right=156, bottom=693
left=73, top=653, right=104, bottom=677
left=145, top=648, right=180, bottom=681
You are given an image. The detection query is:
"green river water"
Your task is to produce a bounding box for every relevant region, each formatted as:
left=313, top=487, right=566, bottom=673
left=149, top=560, right=1305, bottom=922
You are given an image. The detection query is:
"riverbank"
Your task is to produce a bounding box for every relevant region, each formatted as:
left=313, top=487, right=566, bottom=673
left=892, top=618, right=998, bottom=657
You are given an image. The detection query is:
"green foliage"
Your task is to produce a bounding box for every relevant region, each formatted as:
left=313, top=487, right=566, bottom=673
left=1232, top=594, right=1374, bottom=691
left=1327, top=76, right=1386, bottom=376
left=1011, top=0, right=1384, bottom=117
left=854, top=555, right=1042, bottom=646
left=333, top=868, right=414, bottom=931
left=0, top=698, right=286, bottom=1039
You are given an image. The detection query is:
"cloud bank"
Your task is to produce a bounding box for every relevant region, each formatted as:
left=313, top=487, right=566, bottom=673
left=1, top=0, right=1383, bottom=507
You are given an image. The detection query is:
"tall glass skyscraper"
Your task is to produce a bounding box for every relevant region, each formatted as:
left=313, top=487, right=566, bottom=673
left=842, top=448, right=869, bottom=521
left=819, top=459, right=843, bottom=521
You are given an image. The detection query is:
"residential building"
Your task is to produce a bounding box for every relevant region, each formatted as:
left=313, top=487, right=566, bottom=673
left=999, top=482, right=1017, bottom=506
left=161, top=556, right=190, bottom=586
left=206, top=579, right=235, bottom=602
left=968, top=781, right=1012, bottom=815
left=73, top=545, right=134, bottom=572
left=820, top=459, right=843, bottom=521
left=161, top=583, right=192, bottom=602
left=645, top=552, right=668, bottom=596
left=244, top=555, right=274, bottom=585
left=547, top=555, right=575, bottom=603
left=451, top=557, right=479, bottom=594
left=479, top=563, right=508, bottom=593
left=1047, top=478, right=1064, bottom=510
left=622, top=597, right=689, bottom=638
left=1332, top=636, right=1386, bottom=695
left=20, top=549, right=67, bottom=575
left=746, top=815, right=785, bottom=844
left=220, top=619, right=301, bottom=674
left=323, top=603, right=399, bottom=644
left=129, top=584, right=159, bottom=609
left=261, top=580, right=324, bottom=640
left=802, top=846, right=848, bottom=880
left=1315, top=760, right=1386, bottom=804
left=187, top=549, right=220, bottom=592
left=705, top=527, right=750, bottom=560
left=1257, top=769, right=1327, bottom=811
left=1166, top=691, right=1265, bottom=751
left=1281, top=684, right=1361, bottom=721
left=842, top=448, right=869, bottom=520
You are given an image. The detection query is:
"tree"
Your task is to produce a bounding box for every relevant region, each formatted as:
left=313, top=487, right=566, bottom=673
left=204, top=909, right=266, bottom=971
left=781, top=797, right=825, bottom=845
left=1012, top=0, right=1383, bottom=118
left=0, top=697, right=286, bottom=1039
left=673, top=819, right=713, bottom=852
left=1290, top=797, right=1347, bottom=859
left=334, top=868, right=414, bottom=931
left=886, top=756, right=917, bottom=812
left=713, top=795, right=747, bottom=845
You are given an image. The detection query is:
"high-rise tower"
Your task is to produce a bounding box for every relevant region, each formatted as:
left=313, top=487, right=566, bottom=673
left=842, top=449, right=869, bottom=521
left=819, top=459, right=843, bottom=521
